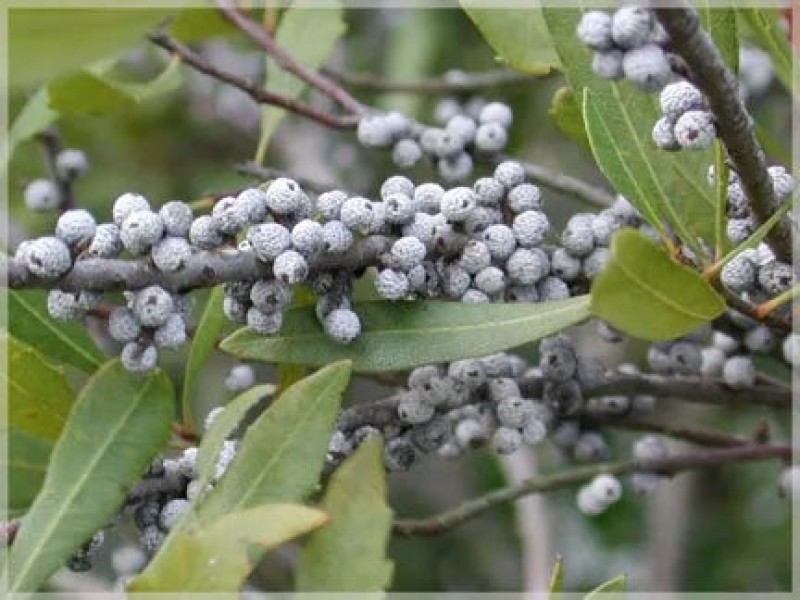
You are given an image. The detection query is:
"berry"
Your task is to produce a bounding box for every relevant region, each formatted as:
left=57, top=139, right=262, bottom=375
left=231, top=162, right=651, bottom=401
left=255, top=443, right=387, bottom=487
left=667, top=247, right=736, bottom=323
left=397, top=392, right=435, bottom=424
left=340, top=196, right=374, bottom=232
left=633, top=435, right=669, bottom=460
left=440, top=187, right=477, bottom=222
left=357, top=115, right=394, bottom=147
left=55, top=149, right=89, bottom=179
left=592, top=49, right=624, bottom=79
left=223, top=296, right=248, bottom=324
left=478, top=101, right=513, bottom=127
left=463, top=207, right=502, bottom=235
left=492, top=427, right=522, bottom=455
left=473, top=177, right=505, bottom=207
left=757, top=260, right=793, bottom=295
left=461, top=289, right=489, bottom=303
left=111, top=546, right=146, bottom=576
left=493, top=161, right=526, bottom=189
left=474, top=122, right=508, bottom=154
left=447, top=358, right=486, bottom=390
left=543, top=378, right=582, bottom=414
left=474, top=265, right=506, bottom=294
left=384, top=193, right=417, bottom=225
left=726, top=216, right=756, bottom=245
left=582, top=247, right=610, bottom=279
left=120, top=211, right=164, bottom=255
left=440, top=262, right=471, bottom=298
left=507, top=183, right=542, bottom=213
left=391, top=236, right=427, bottom=271
left=482, top=224, right=517, bottom=260
left=590, top=473, right=622, bottom=504
left=381, top=175, right=415, bottom=199
left=512, top=210, right=550, bottom=248
left=189, top=215, right=224, bottom=249
left=153, top=313, right=187, bottom=348
left=576, top=10, right=613, bottom=51
left=273, top=250, right=308, bottom=284
left=782, top=333, right=800, bottom=367
left=384, top=437, right=417, bottom=471
left=674, top=110, right=716, bottom=149
left=506, top=247, right=549, bottom=285
left=247, top=307, right=283, bottom=335
left=249, top=223, right=291, bottom=262
left=722, top=355, right=756, bottom=388
left=438, top=152, right=473, bottom=182
left=652, top=116, right=679, bottom=150
left=407, top=365, right=443, bottom=389
left=323, top=308, right=361, bottom=344
left=55, top=210, right=96, bottom=249
left=768, top=165, right=795, bottom=201
left=611, top=6, right=654, bottom=49
left=151, top=236, right=193, bottom=273
left=433, top=129, right=465, bottom=158
left=83, top=223, right=121, bottom=258
left=454, top=418, right=489, bottom=448
left=622, top=44, right=671, bottom=91
left=140, top=526, right=166, bottom=556
left=574, top=432, right=608, bottom=462
left=659, top=81, right=706, bottom=121
left=459, top=240, right=492, bottom=274
left=700, top=346, right=726, bottom=377
left=25, top=236, right=72, bottom=279
left=392, top=138, right=423, bottom=167
left=376, top=268, right=410, bottom=300
left=668, top=341, right=703, bottom=375
left=384, top=111, right=411, bottom=139
left=212, top=195, right=249, bottom=235
left=414, top=183, right=445, bottom=214
left=316, top=190, right=348, bottom=221
left=47, top=290, right=81, bottom=321
left=480, top=353, right=526, bottom=378
left=108, top=307, right=141, bottom=342
left=720, top=254, right=757, bottom=292
left=291, top=219, right=325, bottom=256
left=591, top=213, right=620, bottom=246
left=561, top=214, right=595, bottom=257
left=551, top=247, right=582, bottom=281
left=743, top=325, right=775, bottom=354
left=446, top=114, right=478, bottom=144
left=158, top=201, right=193, bottom=237
left=159, top=498, right=190, bottom=531
left=321, top=220, right=354, bottom=253
left=496, top=396, right=535, bottom=428
left=419, top=127, right=445, bottom=155
left=540, top=342, right=577, bottom=381
left=537, top=276, right=571, bottom=301
left=265, top=178, right=305, bottom=215
left=236, top=188, right=269, bottom=224
left=121, top=342, right=158, bottom=374
left=24, top=179, right=60, bottom=211
left=250, top=278, right=293, bottom=313
left=132, top=286, right=174, bottom=328
left=522, top=418, right=548, bottom=445
left=113, top=193, right=151, bottom=227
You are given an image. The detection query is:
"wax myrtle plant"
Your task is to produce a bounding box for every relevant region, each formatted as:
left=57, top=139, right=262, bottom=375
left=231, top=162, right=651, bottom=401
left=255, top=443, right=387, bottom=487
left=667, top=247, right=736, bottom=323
left=1, top=2, right=796, bottom=595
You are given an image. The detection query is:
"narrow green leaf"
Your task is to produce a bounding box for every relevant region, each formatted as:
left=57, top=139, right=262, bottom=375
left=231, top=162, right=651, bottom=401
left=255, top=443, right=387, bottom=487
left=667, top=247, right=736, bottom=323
left=548, top=555, right=564, bottom=596
left=738, top=8, right=792, bottom=91
left=108, top=57, right=184, bottom=103
left=48, top=71, right=136, bottom=115
left=198, top=361, right=352, bottom=520
left=5, top=361, right=174, bottom=593
left=3, top=334, right=75, bottom=440
left=255, top=3, right=346, bottom=163
left=590, top=229, right=726, bottom=341
left=8, top=289, right=105, bottom=373
left=461, top=4, right=559, bottom=74
left=2, top=88, right=59, bottom=165
left=1, top=430, right=53, bottom=517
left=171, top=8, right=238, bottom=42
left=698, top=2, right=739, bottom=74
left=195, top=383, right=277, bottom=490
left=130, top=504, right=328, bottom=593
left=296, top=438, right=393, bottom=592
left=182, top=286, right=227, bottom=434
left=549, top=87, right=589, bottom=150
left=221, top=297, right=591, bottom=373
left=584, top=574, right=626, bottom=599
left=8, top=8, right=175, bottom=87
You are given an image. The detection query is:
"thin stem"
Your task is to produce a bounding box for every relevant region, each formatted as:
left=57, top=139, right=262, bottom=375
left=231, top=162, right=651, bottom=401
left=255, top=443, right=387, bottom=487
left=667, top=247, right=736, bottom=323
left=148, top=33, right=359, bottom=130
left=322, top=67, right=540, bottom=94
left=514, top=159, right=616, bottom=209
left=717, top=284, right=792, bottom=333
left=393, top=443, right=793, bottom=536
left=755, top=285, right=800, bottom=320
left=215, top=0, right=366, bottom=117
left=653, top=5, right=792, bottom=263
left=584, top=415, right=752, bottom=448
left=36, top=130, right=75, bottom=212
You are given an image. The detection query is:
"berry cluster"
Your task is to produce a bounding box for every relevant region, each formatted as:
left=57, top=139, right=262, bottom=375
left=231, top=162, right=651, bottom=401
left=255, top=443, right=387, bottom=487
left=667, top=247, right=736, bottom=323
left=357, top=98, right=512, bottom=182
left=576, top=7, right=673, bottom=91
left=23, top=148, right=89, bottom=211
left=652, top=81, right=716, bottom=151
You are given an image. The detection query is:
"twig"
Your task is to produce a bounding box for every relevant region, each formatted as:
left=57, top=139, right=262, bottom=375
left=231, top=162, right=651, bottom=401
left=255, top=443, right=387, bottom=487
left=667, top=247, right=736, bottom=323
left=717, top=285, right=792, bottom=333
left=148, top=33, right=359, bottom=130
left=233, top=162, right=336, bottom=195
left=36, top=130, right=75, bottom=211
left=392, top=443, right=793, bottom=536
left=583, top=415, right=751, bottom=448
left=322, top=67, right=539, bottom=94
left=3, top=236, right=392, bottom=293
left=515, top=159, right=616, bottom=209
left=215, top=0, right=366, bottom=117
left=653, top=5, right=792, bottom=263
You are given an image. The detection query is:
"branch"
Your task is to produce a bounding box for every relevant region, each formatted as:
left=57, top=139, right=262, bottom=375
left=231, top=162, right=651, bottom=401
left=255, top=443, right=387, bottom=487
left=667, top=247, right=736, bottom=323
left=36, top=130, right=75, bottom=211
left=583, top=415, right=752, bottom=448
left=215, top=0, right=366, bottom=117
left=232, top=161, right=338, bottom=195
left=393, top=443, right=793, bottom=536
left=716, top=285, right=792, bottom=333
left=3, top=236, right=392, bottom=293
left=322, top=67, right=540, bottom=94
left=653, top=5, right=792, bottom=263
left=148, top=33, right=359, bottom=130
left=516, top=159, right=616, bottom=209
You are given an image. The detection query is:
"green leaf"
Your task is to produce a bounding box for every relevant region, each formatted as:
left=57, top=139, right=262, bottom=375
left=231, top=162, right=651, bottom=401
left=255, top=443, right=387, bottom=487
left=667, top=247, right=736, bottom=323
left=5, top=361, right=174, bottom=593
left=548, top=555, right=564, bottom=597
left=3, top=334, right=75, bottom=440
left=296, top=438, right=393, bottom=592
left=590, top=229, right=726, bottom=341
left=549, top=87, right=589, bottom=149
left=542, top=8, right=718, bottom=256
left=584, top=574, right=626, bottom=599
left=106, top=57, right=184, bottom=103
left=2, top=88, right=59, bottom=165
left=8, top=8, right=175, bottom=88
left=130, top=504, right=328, bottom=593
left=195, top=383, right=277, bottom=490
left=48, top=71, right=136, bottom=116
left=1, top=429, right=53, bottom=517
left=698, top=2, right=739, bottom=74
left=170, top=8, right=238, bottom=43
left=254, top=3, right=347, bottom=163
left=221, top=297, right=591, bottom=373
left=197, top=361, right=352, bottom=520
left=182, top=286, right=227, bottom=434
left=738, top=8, right=792, bottom=91
left=8, top=289, right=105, bottom=373
left=461, top=4, right=559, bottom=74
